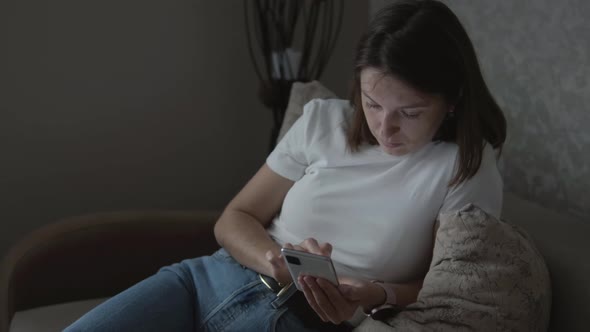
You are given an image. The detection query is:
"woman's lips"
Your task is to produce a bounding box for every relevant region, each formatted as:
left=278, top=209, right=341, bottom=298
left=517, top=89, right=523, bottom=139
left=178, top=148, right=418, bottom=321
left=382, top=141, right=403, bottom=148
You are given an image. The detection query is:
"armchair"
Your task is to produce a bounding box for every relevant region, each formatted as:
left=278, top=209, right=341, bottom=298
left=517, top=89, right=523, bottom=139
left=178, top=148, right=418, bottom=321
left=0, top=210, right=220, bottom=332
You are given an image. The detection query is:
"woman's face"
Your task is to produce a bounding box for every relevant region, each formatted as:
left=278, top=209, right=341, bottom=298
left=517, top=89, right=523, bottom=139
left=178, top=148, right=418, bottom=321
left=360, top=67, right=451, bottom=156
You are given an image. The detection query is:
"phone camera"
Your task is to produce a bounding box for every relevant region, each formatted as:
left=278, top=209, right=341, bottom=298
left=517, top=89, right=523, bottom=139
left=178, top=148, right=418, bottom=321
left=285, top=255, right=301, bottom=265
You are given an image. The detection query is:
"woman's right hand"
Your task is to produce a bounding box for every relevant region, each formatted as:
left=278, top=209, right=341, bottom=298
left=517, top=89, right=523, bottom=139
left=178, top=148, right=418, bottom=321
left=284, top=238, right=333, bottom=257
left=265, top=248, right=292, bottom=286
left=266, top=238, right=333, bottom=286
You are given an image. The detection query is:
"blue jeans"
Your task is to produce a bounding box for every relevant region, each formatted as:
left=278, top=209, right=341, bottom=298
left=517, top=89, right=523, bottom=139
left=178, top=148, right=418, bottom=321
left=65, top=249, right=347, bottom=332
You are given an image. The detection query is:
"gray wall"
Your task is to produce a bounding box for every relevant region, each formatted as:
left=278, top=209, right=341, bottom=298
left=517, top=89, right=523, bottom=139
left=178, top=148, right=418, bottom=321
left=371, top=0, right=590, bottom=221
left=0, top=1, right=367, bottom=257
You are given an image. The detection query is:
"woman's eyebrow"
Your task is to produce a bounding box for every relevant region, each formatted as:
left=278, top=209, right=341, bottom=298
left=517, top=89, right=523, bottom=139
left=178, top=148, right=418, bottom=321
left=361, top=91, right=378, bottom=104
left=361, top=91, right=429, bottom=108
left=402, top=102, right=429, bottom=109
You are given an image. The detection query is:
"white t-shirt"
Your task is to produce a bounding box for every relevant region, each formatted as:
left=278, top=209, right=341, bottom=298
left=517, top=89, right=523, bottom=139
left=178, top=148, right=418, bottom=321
left=266, top=99, right=503, bottom=283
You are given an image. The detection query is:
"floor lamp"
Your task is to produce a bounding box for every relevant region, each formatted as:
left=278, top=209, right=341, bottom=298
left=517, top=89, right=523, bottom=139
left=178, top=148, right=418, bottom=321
left=244, top=0, right=344, bottom=150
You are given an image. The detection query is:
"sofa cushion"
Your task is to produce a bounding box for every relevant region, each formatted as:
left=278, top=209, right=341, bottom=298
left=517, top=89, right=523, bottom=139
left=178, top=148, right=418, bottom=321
left=356, top=204, right=551, bottom=332
left=277, top=80, right=337, bottom=142
left=10, top=298, right=108, bottom=332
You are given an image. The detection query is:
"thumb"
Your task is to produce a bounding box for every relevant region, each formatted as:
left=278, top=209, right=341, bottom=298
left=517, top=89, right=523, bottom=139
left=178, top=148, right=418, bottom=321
left=265, top=250, right=282, bottom=267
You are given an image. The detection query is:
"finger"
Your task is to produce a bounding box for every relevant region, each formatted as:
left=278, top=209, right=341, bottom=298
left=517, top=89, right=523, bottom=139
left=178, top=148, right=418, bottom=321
left=265, top=250, right=283, bottom=267
left=293, top=244, right=306, bottom=252
left=301, top=238, right=332, bottom=257
left=285, top=242, right=309, bottom=253
left=318, top=278, right=358, bottom=306
left=272, top=255, right=285, bottom=268
left=318, top=279, right=360, bottom=321
left=299, top=276, right=328, bottom=322
left=265, top=250, right=278, bottom=264
left=265, top=250, right=275, bottom=261
left=301, top=238, right=324, bottom=255
left=320, top=242, right=333, bottom=256
left=304, top=276, right=342, bottom=324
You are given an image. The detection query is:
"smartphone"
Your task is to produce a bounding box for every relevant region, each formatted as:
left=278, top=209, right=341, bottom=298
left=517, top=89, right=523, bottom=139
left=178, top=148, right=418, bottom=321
left=281, top=247, right=339, bottom=291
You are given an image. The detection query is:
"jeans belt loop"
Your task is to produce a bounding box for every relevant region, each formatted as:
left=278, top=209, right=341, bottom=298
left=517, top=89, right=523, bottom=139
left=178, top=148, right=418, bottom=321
left=270, top=283, right=297, bottom=309
left=258, top=273, right=298, bottom=309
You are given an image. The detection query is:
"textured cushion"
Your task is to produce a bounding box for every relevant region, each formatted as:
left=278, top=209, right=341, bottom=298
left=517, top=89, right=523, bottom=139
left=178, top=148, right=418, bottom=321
left=356, top=204, right=551, bottom=332
left=10, top=298, right=108, bottom=332
left=277, top=80, right=337, bottom=141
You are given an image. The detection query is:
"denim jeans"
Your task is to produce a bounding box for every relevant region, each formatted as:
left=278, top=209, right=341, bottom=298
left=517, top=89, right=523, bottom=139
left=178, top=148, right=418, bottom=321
left=65, top=249, right=346, bottom=332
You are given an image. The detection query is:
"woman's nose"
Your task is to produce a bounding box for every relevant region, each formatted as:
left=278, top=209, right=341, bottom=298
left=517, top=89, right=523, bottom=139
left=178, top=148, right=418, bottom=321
left=380, top=112, right=400, bottom=137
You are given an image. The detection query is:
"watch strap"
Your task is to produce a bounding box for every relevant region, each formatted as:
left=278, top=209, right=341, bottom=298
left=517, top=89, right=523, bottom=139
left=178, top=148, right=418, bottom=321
left=365, top=280, right=401, bottom=321
left=372, top=280, right=397, bottom=305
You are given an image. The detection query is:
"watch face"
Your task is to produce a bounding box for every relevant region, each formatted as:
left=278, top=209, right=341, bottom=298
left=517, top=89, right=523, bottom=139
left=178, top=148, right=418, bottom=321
left=370, top=304, right=402, bottom=321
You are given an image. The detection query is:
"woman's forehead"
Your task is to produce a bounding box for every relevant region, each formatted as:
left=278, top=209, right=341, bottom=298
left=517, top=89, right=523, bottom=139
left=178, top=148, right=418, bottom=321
left=360, top=68, right=432, bottom=103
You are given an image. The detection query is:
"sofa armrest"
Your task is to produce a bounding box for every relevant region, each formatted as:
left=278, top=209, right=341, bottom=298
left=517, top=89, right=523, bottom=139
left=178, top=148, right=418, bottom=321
left=0, top=210, right=220, bottom=332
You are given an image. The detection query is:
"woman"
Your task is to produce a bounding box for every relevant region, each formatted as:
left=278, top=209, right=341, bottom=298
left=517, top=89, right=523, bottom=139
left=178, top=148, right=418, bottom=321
left=66, top=0, right=506, bottom=331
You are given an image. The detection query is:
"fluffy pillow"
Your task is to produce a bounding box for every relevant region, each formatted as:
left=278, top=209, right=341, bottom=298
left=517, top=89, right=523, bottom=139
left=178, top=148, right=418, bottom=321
left=355, top=204, right=551, bottom=332
left=277, top=80, right=337, bottom=141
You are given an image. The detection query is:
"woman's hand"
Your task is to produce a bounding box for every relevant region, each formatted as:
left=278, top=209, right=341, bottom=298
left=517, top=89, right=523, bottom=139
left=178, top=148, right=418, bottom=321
left=283, top=238, right=333, bottom=256
left=265, top=238, right=333, bottom=286
left=299, top=276, right=386, bottom=324
left=281, top=238, right=386, bottom=323
left=299, top=276, right=358, bottom=324
left=264, top=248, right=292, bottom=286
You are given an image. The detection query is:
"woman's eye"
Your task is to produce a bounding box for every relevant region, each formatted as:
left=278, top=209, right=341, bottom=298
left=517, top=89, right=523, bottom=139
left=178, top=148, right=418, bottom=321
left=401, top=110, right=421, bottom=119
left=365, top=102, right=381, bottom=110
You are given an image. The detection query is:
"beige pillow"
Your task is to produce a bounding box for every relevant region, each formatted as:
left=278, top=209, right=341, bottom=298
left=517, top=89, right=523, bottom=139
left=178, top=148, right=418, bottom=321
left=277, top=80, right=338, bottom=142
left=355, top=204, right=551, bottom=332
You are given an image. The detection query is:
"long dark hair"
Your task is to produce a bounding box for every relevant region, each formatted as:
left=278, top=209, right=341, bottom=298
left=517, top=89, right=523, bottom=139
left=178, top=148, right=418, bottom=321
left=347, top=0, right=506, bottom=186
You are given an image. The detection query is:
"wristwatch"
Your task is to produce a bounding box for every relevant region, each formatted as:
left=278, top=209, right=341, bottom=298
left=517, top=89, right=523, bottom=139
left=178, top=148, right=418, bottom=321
left=366, top=281, right=402, bottom=321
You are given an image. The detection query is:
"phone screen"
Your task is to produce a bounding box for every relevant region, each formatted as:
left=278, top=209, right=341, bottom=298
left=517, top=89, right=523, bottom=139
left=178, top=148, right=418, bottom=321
left=281, top=248, right=339, bottom=291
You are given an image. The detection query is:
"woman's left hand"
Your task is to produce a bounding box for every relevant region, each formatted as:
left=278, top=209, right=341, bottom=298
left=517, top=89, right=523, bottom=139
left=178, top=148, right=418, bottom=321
left=299, top=276, right=384, bottom=324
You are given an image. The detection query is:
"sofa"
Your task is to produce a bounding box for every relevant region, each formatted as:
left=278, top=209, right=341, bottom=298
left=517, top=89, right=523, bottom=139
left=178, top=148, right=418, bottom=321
left=2, top=82, right=589, bottom=331
left=1, top=193, right=589, bottom=332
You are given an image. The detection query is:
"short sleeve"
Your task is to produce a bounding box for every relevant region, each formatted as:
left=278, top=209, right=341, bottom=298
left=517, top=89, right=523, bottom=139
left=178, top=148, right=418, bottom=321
left=439, top=144, right=504, bottom=218
left=266, top=102, right=316, bottom=181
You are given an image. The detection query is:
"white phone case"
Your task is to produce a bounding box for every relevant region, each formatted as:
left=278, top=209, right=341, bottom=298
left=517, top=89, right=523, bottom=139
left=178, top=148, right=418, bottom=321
left=281, top=248, right=339, bottom=291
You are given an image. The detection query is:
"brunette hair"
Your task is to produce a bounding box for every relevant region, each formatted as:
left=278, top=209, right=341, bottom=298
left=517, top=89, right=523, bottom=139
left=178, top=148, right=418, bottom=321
left=347, top=0, right=506, bottom=186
